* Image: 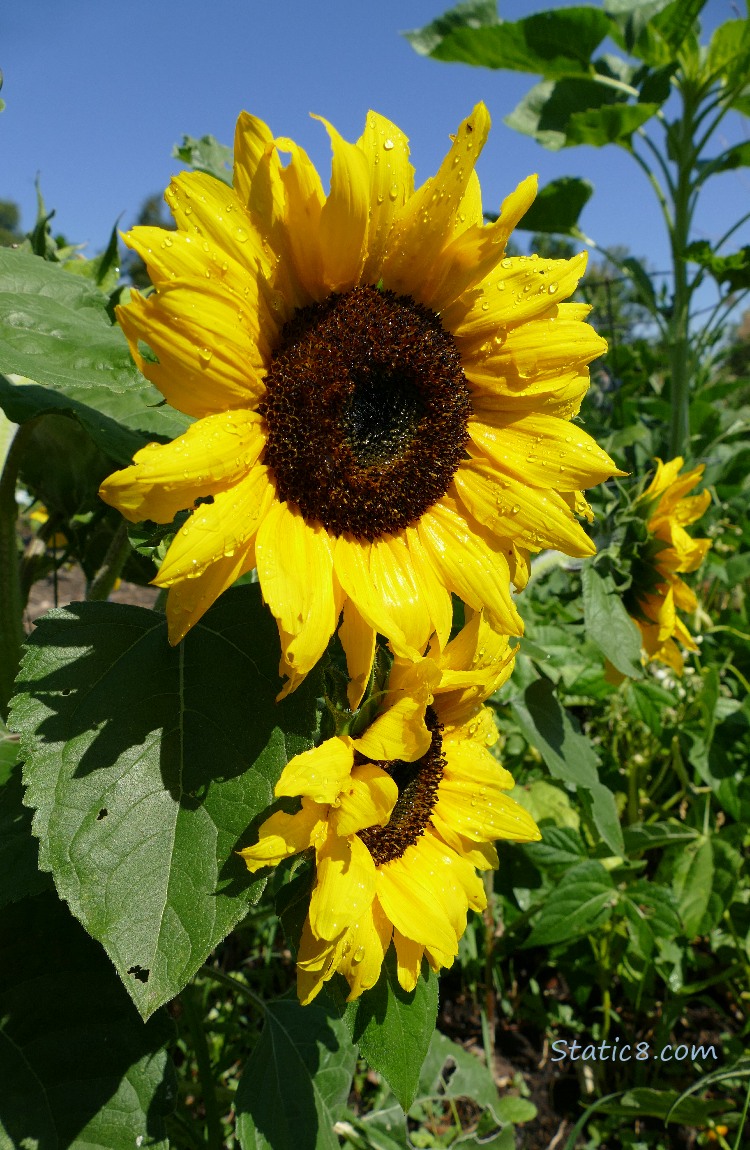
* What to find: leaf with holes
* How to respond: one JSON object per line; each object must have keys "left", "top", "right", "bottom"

{"left": 9, "top": 585, "right": 322, "bottom": 1017}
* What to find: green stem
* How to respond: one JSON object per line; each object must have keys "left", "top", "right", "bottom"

{"left": 0, "top": 419, "right": 38, "bottom": 722}
{"left": 181, "top": 982, "right": 223, "bottom": 1150}
{"left": 667, "top": 93, "right": 698, "bottom": 459}
{"left": 482, "top": 870, "right": 496, "bottom": 1062}
{"left": 87, "top": 519, "right": 131, "bottom": 601}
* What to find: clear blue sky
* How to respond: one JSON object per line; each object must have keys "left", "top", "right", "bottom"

{"left": 2, "top": 0, "right": 748, "bottom": 288}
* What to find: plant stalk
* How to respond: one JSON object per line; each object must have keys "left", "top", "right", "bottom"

{"left": 0, "top": 419, "right": 37, "bottom": 721}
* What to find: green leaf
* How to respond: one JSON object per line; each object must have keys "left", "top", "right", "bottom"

{"left": 621, "top": 254, "right": 658, "bottom": 312}
{"left": 64, "top": 222, "right": 121, "bottom": 294}
{"left": 327, "top": 948, "right": 439, "bottom": 1112}
{"left": 173, "top": 134, "right": 233, "bottom": 185}
{"left": 417, "top": 1032, "right": 536, "bottom": 1125}
{"left": 0, "top": 247, "right": 189, "bottom": 464}
{"left": 407, "top": 5, "right": 610, "bottom": 78}
{"left": 623, "top": 820, "right": 698, "bottom": 854}
{"left": 621, "top": 880, "right": 681, "bottom": 959}
{"left": 235, "top": 995, "right": 357, "bottom": 1150}
{"left": 514, "top": 176, "right": 593, "bottom": 235}
{"left": 707, "top": 19, "right": 750, "bottom": 87}
{"left": 0, "top": 768, "right": 50, "bottom": 909}
{"left": 10, "top": 585, "right": 322, "bottom": 1018}
{"left": 511, "top": 677, "right": 624, "bottom": 854}
{"left": 696, "top": 140, "right": 750, "bottom": 179}
{"left": 0, "top": 714, "right": 20, "bottom": 785}
{"left": 686, "top": 240, "right": 750, "bottom": 292}
{"left": 519, "top": 824, "right": 586, "bottom": 871}
{"left": 404, "top": 0, "right": 498, "bottom": 57}
{"left": 582, "top": 565, "right": 643, "bottom": 678}
{"left": 671, "top": 836, "right": 713, "bottom": 937}
{"left": 565, "top": 101, "right": 661, "bottom": 146}
{"left": 0, "top": 892, "right": 174, "bottom": 1149}
{"left": 505, "top": 79, "right": 618, "bottom": 152}
{"left": 596, "top": 1086, "right": 729, "bottom": 1125}
{"left": 526, "top": 860, "right": 617, "bottom": 945}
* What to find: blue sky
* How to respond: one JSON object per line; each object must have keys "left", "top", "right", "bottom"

{"left": 2, "top": 0, "right": 748, "bottom": 290}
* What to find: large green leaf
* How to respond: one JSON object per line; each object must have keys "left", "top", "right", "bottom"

{"left": 582, "top": 564, "right": 643, "bottom": 678}
{"left": 417, "top": 1032, "right": 536, "bottom": 1125}
{"left": 173, "top": 134, "right": 233, "bottom": 185}
{"left": 0, "top": 892, "right": 174, "bottom": 1149}
{"left": 406, "top": 4, "right": 610, "bottom": 78}
{"left": 235, "top": 995, "right": 357, "bottom": 1150}
{"left": 565, "top": 101, "right": 661, "bottom": 146}
{"left": 10, "top": 586, "right": 322, "bottom": 1017}
{"left": 327, "top": 948, "right": 439, "bottom": 1112}
{"left": 0, "top": 248, "right": 189, "bottom": 464}
{"left": 525, "top": 860, "right": 617, "bottom": 946}
{"left": 511, "top": 677, "right": 624, "bottom": 854}
{"left": 505, "top": 78, "right": 622, "bottom": 151}
{"left": 514, "top": 176, "right": 593, "bottom": 235}
{"left": 707, "top": 19, "right": 750, "bottom": 87}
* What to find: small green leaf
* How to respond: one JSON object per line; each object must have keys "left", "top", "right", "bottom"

{"left": 686, "top": 240, "right": 750, "bottom": 292}
{"left": 515, "top": 176, "right": 593, "bottom": 235}
{"left": 526, "top": 860, "right": 617, "bottom": 945}
{"left": 621, "top": 254, "right": 658, "bottom": 314}
{"left": 582, "top": 565, "right": 643, "bottom": 678}
{"left": 654, "top": 0, "right": 707, "bottom": 52}
{"left": 565, "top": 101, "right": 661, "bottom": 146}
{"left": 235, "top": 995, "right": 357, "bottom": 1150}
{"left": 671, "top": 837, "right": 713, "bottom": 937}
{"left": 407, "top": 5, "right": 610, "bottom": 78}
{"left": 0, "top": 892, "right": 175, "bottom": 1149}
{"left": 10, "top": 586, "right": 322, "bottom": 1018}
{"left": 707, "top": 19, "right": 750, "bottom": 86}
{"left": 623, "top": 820, "right": 698, "bottom": 854}
{"left": 512, "top": 677, "right": 624, "bottom": 854}
{"left": 173, "top": 134, "right": 233, "bottom": 185}
{"left": 520, "top": 824, "right": 586, "bottom": 871}
{"left": 0, "top": 247, "right": 189, "bottom": 463}
{"left": 327, "top": 948, "right": 439, "bottom": 1112}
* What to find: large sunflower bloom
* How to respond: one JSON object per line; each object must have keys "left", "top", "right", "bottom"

{"left": 100, "top": 105, "right": 620, "bottom": 696}
{"left": 239, "top": 612, "right": 540, "bottom": 1003}
{"left": 626, "top": 457, "right": 712, "bottom": 674}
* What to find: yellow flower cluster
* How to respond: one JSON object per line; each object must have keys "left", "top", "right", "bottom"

{"left": 100, "top": 105, "right": 629, "bottom": 1001}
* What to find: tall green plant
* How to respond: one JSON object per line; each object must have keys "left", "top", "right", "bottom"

{"left": 407, "top": 0, "right": 750, "bottom": 457}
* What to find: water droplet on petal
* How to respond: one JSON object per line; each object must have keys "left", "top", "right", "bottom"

{"left": 383, "top": 138, "right": 394, "bottom": 151}
{"left": 198, "top": 347, "right": 213, "bottom": 366}
{"left": 548, "top": 283, "right": 558, "bottom": 294}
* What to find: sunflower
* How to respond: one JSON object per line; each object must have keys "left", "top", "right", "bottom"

{"left": 100, "top": 104, "right": 620, "bottom": 697}
{"left": 239, "top": 611, "right": 539, "bottom": 1003}
{"left": 625, "top": 457, "right": 711, "bottom": 673}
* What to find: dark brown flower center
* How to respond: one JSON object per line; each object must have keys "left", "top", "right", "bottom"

{"left": 260, "top": 286, "right": 471, "bottom": 540}
{"left": 358, "top": 707, "right": 445, "bottom": 865}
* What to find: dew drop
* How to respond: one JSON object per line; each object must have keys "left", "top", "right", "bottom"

{"left": 184, "top": 205, "right": 193, "bottom": 216}
{"left": 353, "top": 946, "right": 366, "bottom": 963}
{"left": 198, "top": 347, "right": 213, "bottom": 366}
{"left": 236, "top": 227, "right": 248, "bottom": 243}
{"left": 501, "top": 257, "right": 512, "bottom": 269}
{"left": 160, "top": 236, "right": 173, "bottom": 249}
{"left": 548, "top": 283, "right": 558, "bottom": 294}
{"left": 481, "top": 300, "right": 490, "bottom": 312}
{"left": 383, "top": 138, "right": 394, "bottom": 151}
{"left": 389, "top": 183, "right": 399, "bottom": 201}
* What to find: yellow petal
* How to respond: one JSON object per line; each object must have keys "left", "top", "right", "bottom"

{"left": 393, "top": 929, "right": 424, "bottom": 993}
{"left": 313, "top": 115, "right": 370, "bottom": 292}
{"left": 338, "top": 598, "right": 376, "bottom": 711}
{"left": 381, "top": 104, "right": 492, "bottom": 301}
{"left": 116, "top": 281, "right": 267, "bottom": 419}
{"left": 437, "top": 745, "right": 541, "bottom": 843}
{"left": 357, "top": 112, "right": 414, "bottom": 283}
{"left": 352, "top": 694, "right": 431, "bottom": 762}
{"left": 296, "top": 917, "right": 345, "bottom": 1005}
{"left": 165, "top": 546, "right": 255, "bottom": 644}
{"left": 377, "top": 852, "right": 458, "bottom": 956}
{"left": 333, "top": 535, "right": 420, "bottom": 660}
{"left": 369, "top": 534, "right": 435, "bottom": 654}
{"left": 417, "top": 501, "right": 523, "bottom": 636}
{"left": 274, "top": 136, "right": 326, "bottom": 300}
{"left": 162, "top": 171, "right": 269, "bottom": 281}
{"left": 427, "top": 175, "right": 538, "bottom": 312}
{"left": 99, "top": 411, "right": 266, "bottom": 525}
{"left": 155, "top": 463, "right": 275, "bottom": 585}
{"left": 430, "top": 816, "right": 499, "bottom": 870}
{"left": 444, "top": 252, "right": 589, "bottom": 340}
{"left": 255, "top": 500, "right": 342, "bottom": 686}
{"left": 453, "top": 460, "right": 595, "bottom": 558}
{"left": 338, "top": 899, "right": 393, "bottom": 1001}
{"left": 310, "top": 832, "right": 377, "bottom": 941}
{"left": 467, "top": 413, "right": 623, "bottom": 493}
{"left": 239, "top": 799, "right": 324, "bottom": 872}
{"left": 275, "top": 737, "right": 354, "bottom": 804}
{"left": 331, "top": 763, "right": 398, "bottom": 838}
{"left": 404, "top": 527, "right": 453, "bottom": 649}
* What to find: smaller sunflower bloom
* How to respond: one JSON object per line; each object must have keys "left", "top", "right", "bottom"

{"left": 626, "top": 457, "right": 712, "bottom": 674}
{"left": 239, "top": 613, "right": 539, "bottom": 1004}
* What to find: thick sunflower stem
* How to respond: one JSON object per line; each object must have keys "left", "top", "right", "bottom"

{"left": 667, "top": 91, "right": 698, "bottom": 460}
{"left": 87, "top": 519, "right": 131, "bottom": 601}
{"left": 0, "top": 419, "right": 37, "bottom": 722}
